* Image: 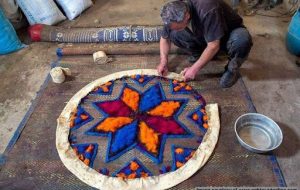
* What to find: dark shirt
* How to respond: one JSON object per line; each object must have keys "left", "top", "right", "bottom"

{"left": 162, "top": 0, "right": 243, "bottom": 44}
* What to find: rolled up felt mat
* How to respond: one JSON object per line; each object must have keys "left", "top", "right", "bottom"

{"left": 28, "top": 24, "right": 163, "bottom": 43}
{"left": 28, "top": 24, "right": 44, "bottom": 42}
{"left": 56, "top": 44, "right": 185, "bottom": 57}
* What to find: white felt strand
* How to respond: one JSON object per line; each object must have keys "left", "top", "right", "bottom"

{"left": 93, "top": 51, "right": 113, "bottom": 64}
{"left": 50, "top": 67, "right": 71, "bottom": 83}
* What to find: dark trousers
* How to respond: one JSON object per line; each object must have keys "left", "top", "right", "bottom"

{"left": 169, "top": 27, "right": 253, "bottom": 72}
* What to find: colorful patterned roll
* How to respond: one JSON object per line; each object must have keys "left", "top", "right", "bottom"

{"left": 29, "top": 24, "right": 163, "bottom": 43}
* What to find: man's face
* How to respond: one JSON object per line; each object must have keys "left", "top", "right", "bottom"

{"left": 169, "top": 12, "right": 190, "bottom": 31}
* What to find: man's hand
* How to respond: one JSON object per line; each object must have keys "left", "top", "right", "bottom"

{"left": 157, "top": 62, "right": 168, "bottom": 76}
{"left": 182, "top": 40, "right": 220, "bottom": 81}
{"left": 182, "top": 66, "right": 199, "bottom": 81}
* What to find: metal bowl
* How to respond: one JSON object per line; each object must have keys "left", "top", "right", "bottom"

{"left": 234, "top": 113, "right": 283, "bottom": 153}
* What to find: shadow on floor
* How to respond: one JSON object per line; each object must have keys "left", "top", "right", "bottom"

{"left": 274, "top": 121, "right": 300, "bottom": 158}
{"left": 241, "top": 60, "right": 300, "bottom": 81}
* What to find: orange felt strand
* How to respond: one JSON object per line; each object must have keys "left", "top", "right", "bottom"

{"left": 69, "top": 114, "right": 77, "bottom": 128}
{"left": 174, "top": 86, "right": 181, "bottom": 92}
{"left": 80, "top": 114, "right": 89, "bottom": 120}
{"left": 175, "top": 148, "right": 184, "bottom": 154}
{"left": 185, "top": 85, "right": 192, "bottom": 91}
{"left": 192, "top": 113, "right": 198, "bottom": 120}
{"left": 139, "top": 122, "right": 159, "bottom": 154}
{"left": 130, "top": 161, "right": 139, "bottom": 171}
{"left": 78, "top": 154, "right": 84, "bottom": 161}
{"left": 83, "top": 158, "right": 90, "bottom": 165}
{"left": 101, "top": 86, "right": 109, "bottom": 92}
{"left": 176, "top": 161, "right": 184, "bottom": 168}
{"left": 122, "top": 88, "right": 140, "bottom": 111}
{"left": 116, "top": 173, "right": 126, "bottom": 179}
{"left": 86, "top": 144, "right": 94, "bottom": 153}
{"left": 148, "top": 101, "right": 180, "bottom": 117}
{"left": 127, "top": 173, "right": 137, "bottom": 179}
{"left": 141, "top": 172, "right": 149, "bottom": 178}
{"left": 96, "top": 117, "right": 133, "bottom": 132}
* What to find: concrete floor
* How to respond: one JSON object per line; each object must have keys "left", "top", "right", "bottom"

{"left": 0, "top": 0, "right": 299, "bottom": 187}
{"left": 0, "top": 43, "right": 57, "bottom": 155}
{"left": 242, "top": 15, "right": 300, "bottom": 187}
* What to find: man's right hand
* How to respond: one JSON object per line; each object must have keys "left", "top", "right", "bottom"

{"left": 157, "top": 62, "right": 168, "bottom": 76}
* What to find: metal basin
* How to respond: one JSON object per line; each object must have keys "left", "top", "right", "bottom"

{"left": 234, "top": 113, "right": 283, "bottom": 153}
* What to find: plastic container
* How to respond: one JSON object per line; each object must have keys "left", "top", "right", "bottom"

{"left": 286, "top": 9, "right": 300, "bottom": 56}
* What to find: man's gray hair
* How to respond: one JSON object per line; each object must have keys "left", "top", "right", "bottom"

{"left": 160, "top": 1, "right": 188, "bottom": 25}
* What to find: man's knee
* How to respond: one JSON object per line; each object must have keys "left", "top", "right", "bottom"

{"left": 227, "top": 28, "right": 253, "bottom": 58}
{"left": 169, "top": 29, "right": 205, "bottom": 53}
{"left": 169, "top": 29, "right": 192, "bottom": 48}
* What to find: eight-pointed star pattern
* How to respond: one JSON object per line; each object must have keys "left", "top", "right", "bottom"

{"left": 86, "top": 83, "right": 193, "bottom": 164}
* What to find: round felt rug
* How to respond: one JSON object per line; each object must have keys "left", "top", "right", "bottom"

{"left": 56, "top": 69, "right": 220, "bottom": 190}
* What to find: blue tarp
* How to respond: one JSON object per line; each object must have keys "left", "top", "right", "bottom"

{"left": 0, "top": 7, "right": 24, "bottom": 55}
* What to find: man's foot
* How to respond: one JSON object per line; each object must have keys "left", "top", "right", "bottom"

{"left": 187, "top": 54, "right": 200, "bottom": 63}
{"left": 188, "top": 51, "right": 228, "bottom": 63}
{"left": 220, "top": 70, "right": 240, "bottom": 88}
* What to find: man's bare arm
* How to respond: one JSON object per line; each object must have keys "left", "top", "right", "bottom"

{"left": 183, "top": 40, "right": 220, "bottom": 81}
{"left": 157, "top": 37, "right": 171, "bottom": 75}
{"left": 194, "top": 40, "right": 220, "bottom": 70}
{"left": 160, "top": 37, "right": 171, "bottom": 65}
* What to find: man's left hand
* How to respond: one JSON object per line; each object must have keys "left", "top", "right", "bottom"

{"left": 182, "top": 66, "right": 199, "bottom": 81}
